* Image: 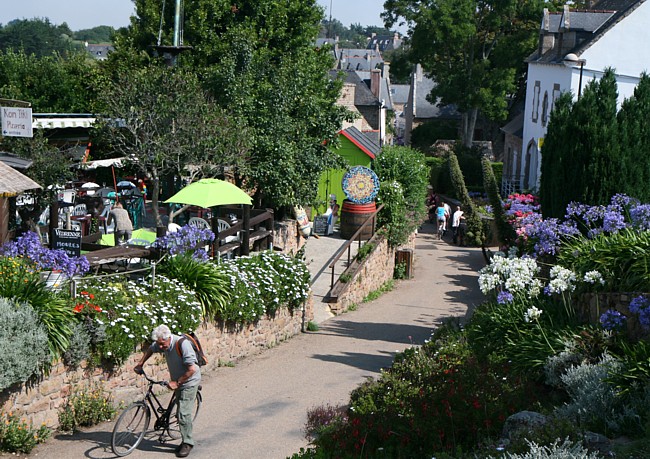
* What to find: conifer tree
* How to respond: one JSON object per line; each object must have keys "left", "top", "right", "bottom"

{"left": 617, "top": 73, "right": 650, "bottom": 201}
{"left": 448, "top": 150, "right": 484, "bottom": 246}
{"left": 482, "top": 156, "right": 515, "bottom": 247}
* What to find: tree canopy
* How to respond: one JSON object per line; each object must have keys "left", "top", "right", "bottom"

{"left": 382, "top": 0, "right": 544, "bottom": 147}
{"left": 0, "top": 18, "right": 82, "bottom": 57}
{"left": 111, "top": 0, "right": 351, "bottom": 214}
{"left": 95, "top": 65, "right": 250, "bottom": 226}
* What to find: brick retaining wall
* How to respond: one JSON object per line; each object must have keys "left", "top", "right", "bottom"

{"left": 1, "top": 296, "right": 313, "bottom": 429}
{"left": 328, "top": 232, "right": 416, "bottom": 314}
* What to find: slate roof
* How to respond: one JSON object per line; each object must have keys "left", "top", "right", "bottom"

{"left": 412, "top": 75, "right": 460, "bottom": 119}
{"left": 0, "top": 161, "right": 41, "bottom": 197}
{"left": 330, "top": 70, "right": 380, "bottom": 106}
{"left": 390, "top": 84, "right": 410, "bottom": 106}
{"left": 367, "top": 34, "right": 403, "bottom": 52}
{"left": 528, "top": 0, "right": 644, "bottom": 63}
{"left": 501, "top": 112, "right": 524, "bottom": 138}
{"left": 354, "top": 70, "right": 393, "bottom": 110}
{"left": 337, "top": 48, "right": 383, "bottom": 71}
{"left": 339, "top": 126, "right": 380, "bottom": 159}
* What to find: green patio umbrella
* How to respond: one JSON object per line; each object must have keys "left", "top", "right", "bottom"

{"left": 164, "top": 178, "right": 252, "bottom": 208}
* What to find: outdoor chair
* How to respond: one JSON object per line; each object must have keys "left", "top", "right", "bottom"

{"left": 188, "top": 217, "right": 211, "bottom": 229}
{"left": 72, "top": 203, "right": 87, "bottom": 216}
{"left": 217, "top": 219, "right": 239, "bottom": 244}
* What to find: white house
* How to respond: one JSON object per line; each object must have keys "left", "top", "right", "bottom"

{"left": 506, "top": 0, "right": 650, "bottom": 193}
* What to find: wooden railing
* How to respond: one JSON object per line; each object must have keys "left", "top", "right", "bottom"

{"left": 210, "top": 207, "right": 274, "bottom": 259}
{"left": 328, "top": 203, "right": 384, "bottom": 288}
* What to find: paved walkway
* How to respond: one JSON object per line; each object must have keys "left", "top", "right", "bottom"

{"left": 32, "top": 222, "right": 486, "bottom": 459}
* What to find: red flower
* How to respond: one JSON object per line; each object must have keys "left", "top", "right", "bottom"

{"left": 73, "top": 304, "right": 84, "bottom": 313}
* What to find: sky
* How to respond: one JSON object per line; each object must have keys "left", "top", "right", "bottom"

{"left": 0, "top": 0, "right": 393, "bottom": 32}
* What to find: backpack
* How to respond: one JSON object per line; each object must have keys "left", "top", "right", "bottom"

{"left": 175, "top": 332, "right": 208, "bottom": 367}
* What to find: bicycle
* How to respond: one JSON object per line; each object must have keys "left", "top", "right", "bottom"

{"left": 111, "top": 370, "right": 202, "bottom": 457}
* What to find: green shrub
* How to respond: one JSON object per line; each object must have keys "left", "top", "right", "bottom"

{"left": 62, "top": 321, "right": 91, "bottom": 369}
{"left": 355, "top": 242, "right": 375, "bottom": 261}
{"left": 312, "top": 324, "right": 543, "bottom": 457}
{"left": 0, "top": 257, "right": 73, "bottom": 358}
{"left": 58, "top": 382, "right": 116, "bottom": 432}
{"left": 506, "top": 416, "right": 584, "bottom": 455}
{"left": 221, "top": 251, "right": 310, "bottom": 318}
{"left": 393, "top": 262, "right": 407, "bottom": 279}
{"left": 488, "top": 439, "right": 604, "bottom": 459}
{"left": 558, "top": 229, "right": 650, "bottom": 292}
{"left": 0, "top": 297, "right": 50, "bottom": 390}
{"left": 426, "top": 156, "right": 447, "bottom": 192}
{"left": 339, "top": 273, "right": 351, "bottom": 283}
{"left": 158, "top": 253, "right": 231, "bottom": 320}
{"left": 555, "top": 354, "right": 635, "bottom": 436}
{"left": 0, "top": 410, "right": 50, "bottom": 453}
{"left": 374, "top": 145, "right": 429, "bottom": 246}
{"left": 78, "top": 275, "right": 202, "bottom": 365}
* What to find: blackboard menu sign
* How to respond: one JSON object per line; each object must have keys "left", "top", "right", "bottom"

{"left": 51, "top": 228, "right": 82, "bottom": 257}
{"left": 313, "top": 216, "right": 328, "bottom": 235}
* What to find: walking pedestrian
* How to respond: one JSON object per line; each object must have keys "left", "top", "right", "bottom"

{"left": 452, "top": 205, "right": 464, "bottom": 244}
{"left": 107, "top": 201, "right": 133, "bottom": 245}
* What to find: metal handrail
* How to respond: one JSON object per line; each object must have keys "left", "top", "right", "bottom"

{"left": 328, "top": 203, "right": 385, "bottom": 288}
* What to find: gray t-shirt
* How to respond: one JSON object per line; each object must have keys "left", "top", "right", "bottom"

{"left": 150, "top": 334, "right": 201, "bottom": 387}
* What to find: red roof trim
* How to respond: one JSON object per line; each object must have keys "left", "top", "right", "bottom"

{"left": 338, "top": 129, "right": 376, "bottom": 159}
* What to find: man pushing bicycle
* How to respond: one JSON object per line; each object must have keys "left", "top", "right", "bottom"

{"left": 135, "top": 324, "right": 201, "bottom": 458}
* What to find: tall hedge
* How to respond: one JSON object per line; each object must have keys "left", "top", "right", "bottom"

{"left": 482, "top": 156, "right": 516, "bottom": 248}
{"left": 448, "top": 150, "right": 484, "bottom": 246}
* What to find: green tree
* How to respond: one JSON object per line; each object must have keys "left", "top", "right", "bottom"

{"left": 0, "top": 18, "right": 81, "bottom": 57}
{"left": 374, "top": 146, "right": 429, "bottom": 245}
{"left": 0, "top": 49, "right": 101, "bottom": 113}
{"left": 114, "top": 0, "right": 351, "bottom": 215}
{"left": 617, "top": 73, "right": 650, "bottom": 201}
{"left": 95, "top": 65, "right": 250, "bottom": 226}
{"left": 448, "top": 149, "right": 484, "bottom": 245}
{"left": 482, "top": 156, "right": 516, "bottom": 248}
{"left": 74, "top": 26, "right": 116, "bottom": 44}
{"left": 540, "top": 69, "right": 620, "bottom": 217}
{"left": 539, "top": 93, "right": 573, "bottom": 218}
{"left": 383, "top": 0, "right": 543, "bottom": 147}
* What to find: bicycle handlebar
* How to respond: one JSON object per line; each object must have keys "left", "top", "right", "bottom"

{"left": 135, "top": 368, "right": 169, "bottom": 387}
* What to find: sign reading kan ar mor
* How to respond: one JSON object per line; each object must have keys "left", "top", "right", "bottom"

{"left": 1, "top": 106, "right": 33, "bottom": 137}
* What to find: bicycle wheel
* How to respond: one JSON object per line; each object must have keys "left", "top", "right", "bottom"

{"left": 167, "top": 389, "right": 202, "bottom": 440}
{"left": 112, "top": 402, "right": 151, "bottom": 457}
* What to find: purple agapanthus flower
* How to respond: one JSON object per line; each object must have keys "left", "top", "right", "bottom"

{"left": 629, "top": 295, "right": 650, "bottom": 330}
{"left": 0, "top": 231, "right": 89, "bottom": 277}
{"left": 497, "top": 290, "right": 514, "bottom": 304}
{"left": 600, "top": 309, "right": 627, "bottom": 331}
{"left": 154, "top": 225, "right": 215, "bottom": 261}
{"left": 630, "top": 204, "right": 650, "bottom": 231}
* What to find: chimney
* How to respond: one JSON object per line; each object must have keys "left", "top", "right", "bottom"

{"left": 416, "top": 63, "right": 423, "bottom": 82}
{"left": 371, "top": 69, "right": 381, "bottom": 98}
{"left": 381, "top": 61, "right": 391, "bottom": 79}
{"left": 563, "top": 5, "right": 570, "bottom": 30}
{"left": 537, "top": 9, "right": 555, "bottom": 56}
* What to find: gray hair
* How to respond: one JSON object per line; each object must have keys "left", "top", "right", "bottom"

{"left": 151, "top": 324, "right": 171, "bottom": 341}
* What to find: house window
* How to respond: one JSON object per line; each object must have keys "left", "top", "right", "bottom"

{"left": 532, "top": 81, "right": 540, "bottom": 123}
{"left": 541, "top": 91, "right": 549, "bottom": 126}
{"left": 551, "top": 84, "right": 561, "bottom": 113}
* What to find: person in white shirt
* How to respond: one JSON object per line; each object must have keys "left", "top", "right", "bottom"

{"left": 452, "top": 206, "right": 464, "bottom": 244}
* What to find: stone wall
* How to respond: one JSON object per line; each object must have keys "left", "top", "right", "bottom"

{"left": 1, "top": 298, "right": 314, "bottom": 428}
{"left": 273, "top": 219, "right": 307, "bottom": 255}
{"left": 580, "top": 292, "right": 647, "bottom": 339}
{"left": 328, "top": 232, "right": 416, "bottom": 314}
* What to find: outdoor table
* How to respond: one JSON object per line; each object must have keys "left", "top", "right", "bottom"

{"left": 84, "top": 245, "right": 151, "bottom": 268}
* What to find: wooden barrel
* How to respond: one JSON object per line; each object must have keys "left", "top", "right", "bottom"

{"left": 340, "top": 200, "right": 376, "bottom": 240}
